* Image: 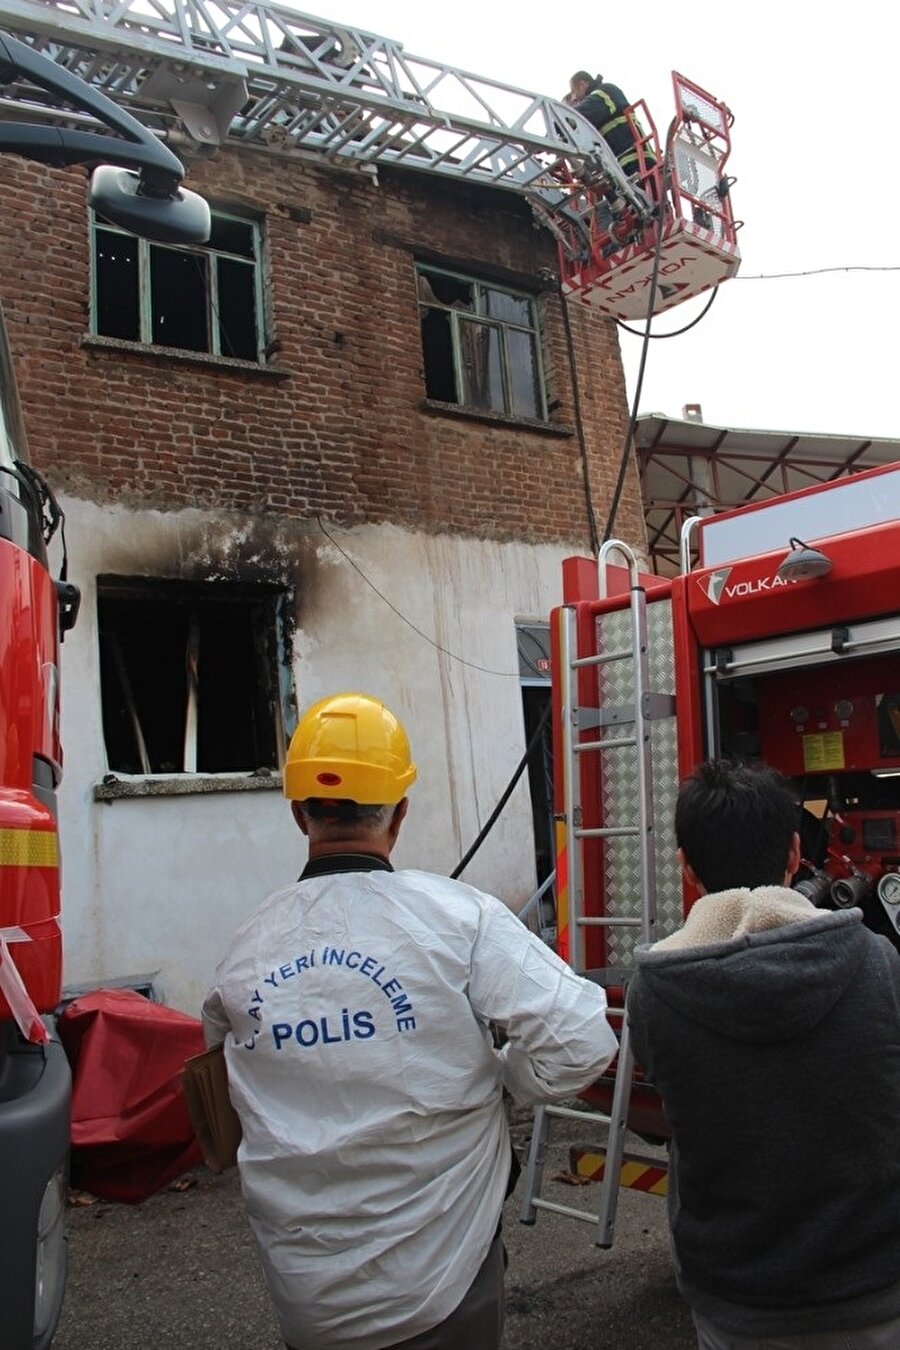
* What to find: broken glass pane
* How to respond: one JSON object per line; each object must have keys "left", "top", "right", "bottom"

{"left": 420, "top": 308, "right": 457, "bottom": 402}
{"left": 459, "top": 319, "right": 503, "bottom": 412}
{"left": 506, "top": 329, "right": 541, "bottom": 419}
{"left": 419, "top": 269, "right": 474, "bottom": 310}
{"left": 484, "top": 288, "right": 532, "bottom": 327}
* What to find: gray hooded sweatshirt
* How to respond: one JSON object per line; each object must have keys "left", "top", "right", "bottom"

{"left": 626, "top": 887, "right": 900, "bottom": 1336}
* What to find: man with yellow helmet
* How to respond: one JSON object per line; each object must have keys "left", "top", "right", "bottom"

{"left": 203, "top": 693, "right": 616, "bottom": 1350}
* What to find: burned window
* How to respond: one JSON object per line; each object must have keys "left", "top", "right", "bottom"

{"left": 417, "top": 265, "right": 546, "bottom": 420}
{"left": 92, "top": 211, "right": 263, "bottom": 361}
{"left": 97, "top": 579, "right": 292, "bottom": 775}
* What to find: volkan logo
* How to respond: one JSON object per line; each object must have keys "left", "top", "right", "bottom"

{"left": 700, "top": 568, "right": 732, "bottom": 605}
{"left": 698, "top": 567, "right": 799, "bottom": 605}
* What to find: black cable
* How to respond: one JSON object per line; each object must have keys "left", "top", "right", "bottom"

{"left": 450, "top": 167, "right": 672, "bottom": 872}
{"left": 616, "top": 284, "right": 718, "bottom": 339}
{"left": 558, "top": 290, "right": 600, "bottom": 553}
{"left": 451, "top": 699, "right": 551, "bottom": 879}
{"left": 601, "top": 192, "right": 668, "bottom": 543}
{"left": 190, "top": 251, "right": 242, "bottom": 360}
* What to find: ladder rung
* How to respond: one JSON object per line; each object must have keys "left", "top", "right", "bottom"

{"left": 543, "top": 1104, "right": 613, "bottom": 1125}
{"left": 572, "top": 647, "right": 633, "bottom": 667}
{"left": 576, "top": 826, "right": 639, "bottom": 839}
{"left": 575, "top": 736, "right": 637, "bottom": 752}
{"left": 577, "top": 916, "right": 643, "bottom": 927}
{"left": 529, "top": 1198, "right": 602, "bottom": 1225}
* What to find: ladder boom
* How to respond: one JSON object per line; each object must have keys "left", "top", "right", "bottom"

{"left": 0, "top": 0, "right": 653, "bottom": 233}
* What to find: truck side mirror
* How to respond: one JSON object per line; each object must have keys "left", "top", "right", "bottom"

{"left": 90, "top": 166, "right": 211, "bottom": 245}
{"left": 55, "top": 581, "right": 81, "bottom": 640}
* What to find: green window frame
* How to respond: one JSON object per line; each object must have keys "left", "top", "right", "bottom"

{"left": 417, "top": 264, "right": 547, "bottom": 421}
{"left": 91, "top": 209, "right": 266, "bottom": 363}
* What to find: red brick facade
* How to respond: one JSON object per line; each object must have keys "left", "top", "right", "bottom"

{"left": 0, "top": 148, "right": 645, "bottom": 549}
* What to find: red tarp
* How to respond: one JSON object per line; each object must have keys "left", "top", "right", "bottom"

{"left": 57, "top": 988, "right": 205, "bottom": 1202}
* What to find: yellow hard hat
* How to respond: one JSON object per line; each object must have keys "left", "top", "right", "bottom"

{"left": 283, "top": 693, "right": 417, "bottom": 804}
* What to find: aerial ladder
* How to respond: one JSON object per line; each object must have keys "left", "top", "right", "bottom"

{"left": 520, "top": 543, "right": 674, "bottom": 1246}
{"left": 0, "top": 0, "right": 740, "bottom": 319}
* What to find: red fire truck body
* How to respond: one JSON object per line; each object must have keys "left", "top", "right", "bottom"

{"left": 0, "top": 30, "right": 208, "bottom": 1347}
{"left": 0, "top": 462, "right": 63, "bottom": 1028}
{"left": 551, "top": 462, "right": 900, "bottom": 1138}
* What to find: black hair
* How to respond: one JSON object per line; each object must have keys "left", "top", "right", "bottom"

{"left": 674, "top": 759, "right": 799, "bottom": 893}
{"left": 300, "top": 799, "right": 386, "bottom": 823}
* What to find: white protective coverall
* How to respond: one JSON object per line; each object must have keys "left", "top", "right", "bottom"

{"left": 202, "top": 866, "right": 616, "bottom": 1350}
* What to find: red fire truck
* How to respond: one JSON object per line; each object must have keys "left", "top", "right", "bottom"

{"left": 0, "top": 31, "right": 207, "bottom": 1348}
{"left": 549, "top": 462, "right": 900, "bottom": 1141}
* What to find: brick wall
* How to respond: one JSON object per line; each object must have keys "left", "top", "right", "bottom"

{"left": 0, "top": 148, "right": 645, "bottom": 549}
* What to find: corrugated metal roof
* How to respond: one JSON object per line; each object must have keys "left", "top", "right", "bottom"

{"left": 634, "top": 414, "right": 900, "bottom": 572}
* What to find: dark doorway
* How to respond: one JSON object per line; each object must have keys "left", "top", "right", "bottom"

{"left": 517, "top": 624, "right": 555, "bottom": 939}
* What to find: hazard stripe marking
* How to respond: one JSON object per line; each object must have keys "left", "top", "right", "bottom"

{"left": 570, "top": 1148, "right": 668, "bottom": 1196}
{"left": 0, "top": 829, "right": 59, "bottom": 868}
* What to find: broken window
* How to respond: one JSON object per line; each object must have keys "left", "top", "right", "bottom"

{"left": 97, "top": 579, "right": 293, "bottom": 775}
{"left": 92, "top": 211, "right": 264, "bottom": 361}
{"left": 417, "top": 265, "right": 546, "bottom": 419}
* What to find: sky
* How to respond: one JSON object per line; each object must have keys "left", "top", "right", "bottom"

{"left": 280, "top": 0, "right": 900, "bottom": 442}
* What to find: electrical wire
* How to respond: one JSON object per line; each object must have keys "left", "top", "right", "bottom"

{"left": 190, "top": 250, "right": 242, "bottom": 359}
{"left": 616, "top": 284, "right": 718, "bottom": 339}
{"left": 315, "top": 516, "right": 519, "bottom": 678}
{"left": 737, "top": 265, "right": 900, "bottom": 280}
{"left": 451, "top": 171, "right": 677, "bottom": 873}
{"left": 451, "top": 699, "right": 551, "bottom": 879}
{"left": 558, "top": 290, "right": 600, "bottom": 552}
{"left": 601, "top": 189, "right": 668, "bottom": 543}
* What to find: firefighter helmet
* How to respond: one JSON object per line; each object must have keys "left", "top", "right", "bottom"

{"left": 283, "top": 693, "right": 417, "bottom": 805}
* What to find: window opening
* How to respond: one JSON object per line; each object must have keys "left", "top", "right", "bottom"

{"left": 92, "top": 211, "right": 264, "bottom": 361}
{"left": 517, "top": 624, "right": 555, "bottom": 941}
{"left": 418, "top": 264, "right": 546, "bottom": 419}
{"left": 97, "top": 579, "right": 292, "bottom": 775}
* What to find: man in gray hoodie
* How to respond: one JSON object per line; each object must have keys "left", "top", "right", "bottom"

{"left": 627, "top": 758, "right": 900, "bottom": 1350}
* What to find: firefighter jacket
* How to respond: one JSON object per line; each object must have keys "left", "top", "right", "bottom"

{"left": 627, "top": 887, "right": 900, "bottom": 1337}
{"left": 202, "top": 862, "right": 617, "bottom": 1350}
{"left": 572, "top": 80, "right": 654, "bottom": 174}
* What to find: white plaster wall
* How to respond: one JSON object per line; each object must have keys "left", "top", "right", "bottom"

{"left": 57, "top": 498, "right": 586, "bottom": 1015}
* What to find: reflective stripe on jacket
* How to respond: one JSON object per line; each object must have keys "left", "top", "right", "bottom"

{"left": 575, "top": 81, "right": 653, "bottom": 171}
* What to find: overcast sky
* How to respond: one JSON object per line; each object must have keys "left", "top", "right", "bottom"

{"left": 287, "top": 0, "right": 899, "bottom": 442}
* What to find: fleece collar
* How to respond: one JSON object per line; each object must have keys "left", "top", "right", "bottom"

{"left": 653, "top": 886, "right": 820, "bottom": 951}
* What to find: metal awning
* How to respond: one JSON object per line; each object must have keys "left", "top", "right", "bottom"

{"left": 635, "top": 414, "right": 900, "bottom": 574}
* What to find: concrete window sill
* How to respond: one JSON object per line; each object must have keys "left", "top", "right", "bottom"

{"left": 81, "top": 335, "right": 291, "bottom": 380}
{"left": 94, "top": 771, "right": 283, "bottom": 801}
{"left": 420, "top": 399, "right": 573, "bottom": 437}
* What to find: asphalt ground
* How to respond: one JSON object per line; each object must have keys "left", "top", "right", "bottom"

{"left": 54, "top": 1115, "right": 695, "bottom": 1350}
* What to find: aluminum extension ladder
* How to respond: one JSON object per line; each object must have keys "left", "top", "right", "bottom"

{"left": 520, "top": 540, "right": 665, "bottom": 1247}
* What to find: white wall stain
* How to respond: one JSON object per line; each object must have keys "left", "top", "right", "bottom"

{"left": 56, "top": 498, "right": 598, "bottom": 1013}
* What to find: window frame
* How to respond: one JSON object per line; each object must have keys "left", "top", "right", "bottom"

{"left": 95, "top": 576, "right": 295, "bottom": 780}
{"left": 90, "top": 208, "right": 267, "bottom": 363}
{"left": 417, "top": 263, "right": 548, "bottom": 421}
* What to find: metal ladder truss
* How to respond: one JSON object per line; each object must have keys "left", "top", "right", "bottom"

{"left": 0, "top": 0, "right": 654, "bottom": 255}
{"left": 520, "top": 540, "right": 672, "bottom": 1246}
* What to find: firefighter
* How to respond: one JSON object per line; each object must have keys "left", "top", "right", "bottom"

{"left": 627, "top": 759, "right": 900, "bottom": 1350}
{"left": 568, "top": 69, "right": 655, "bottom": 178}
{"left": 203, "top": 692, "right": 617, "bottom": 1350}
